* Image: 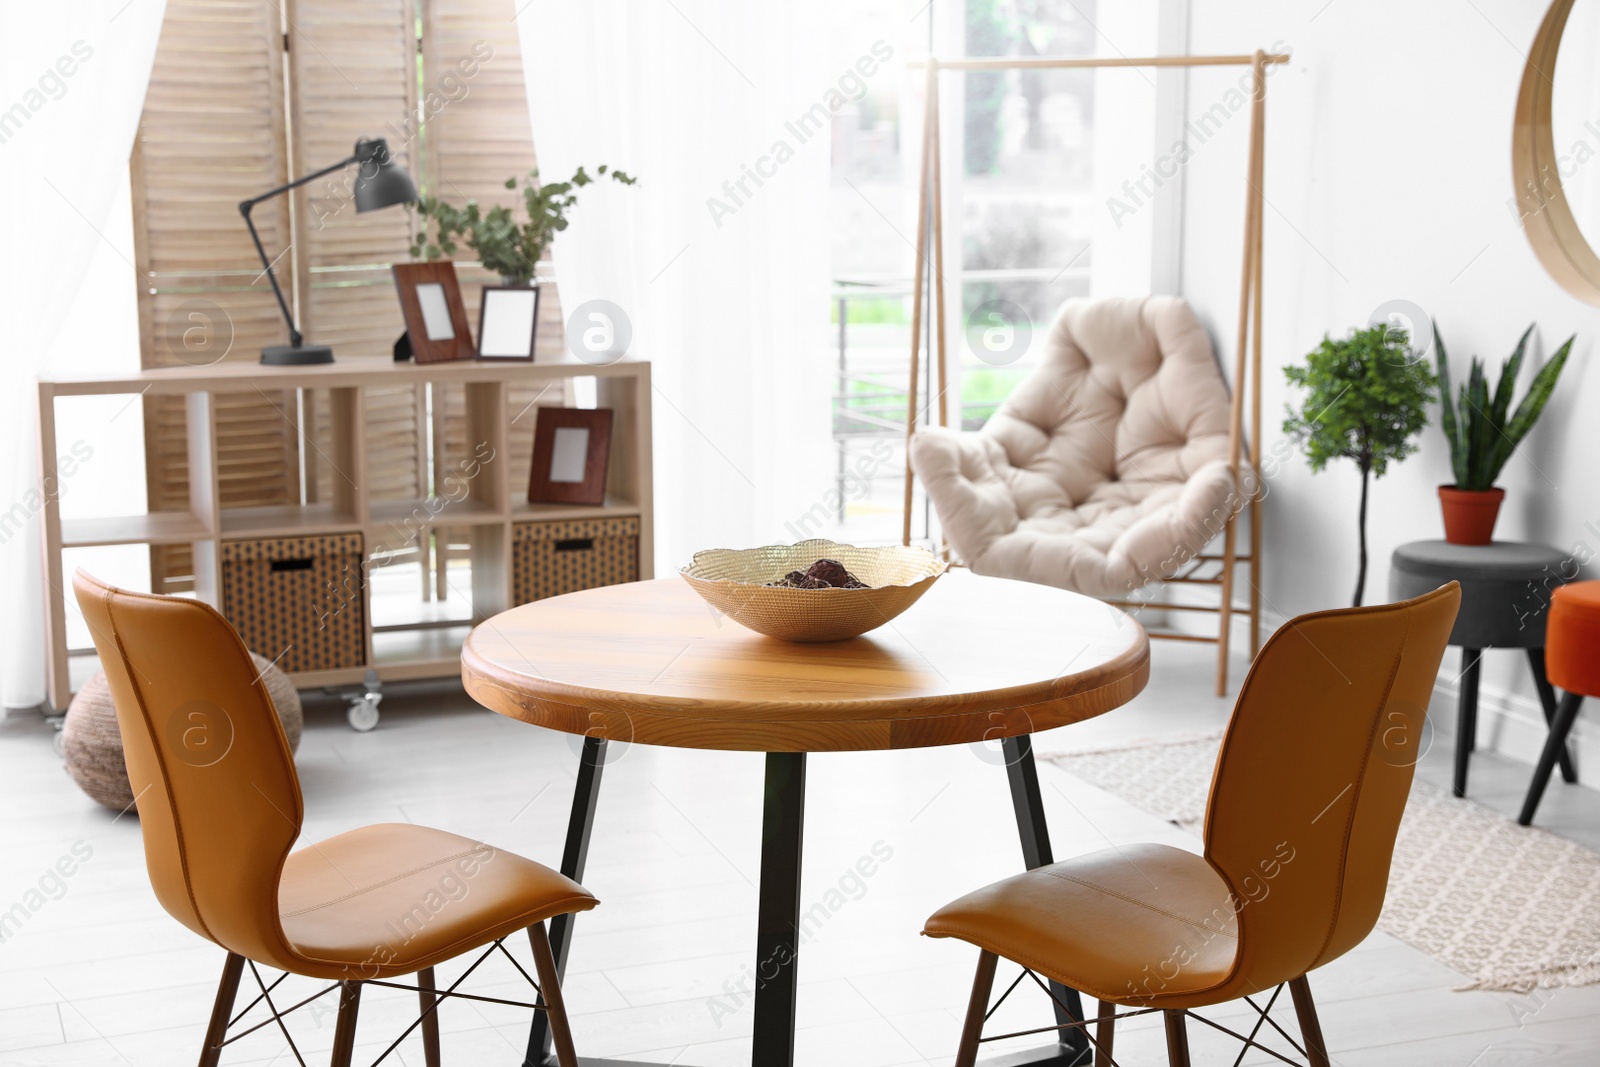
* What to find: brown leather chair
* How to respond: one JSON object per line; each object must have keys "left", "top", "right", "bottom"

{"left": 925, "top": 583, "right": 1460, "bottom": 1067}
{"left": 73, "top": 570, "right": 596, "bottom": 1067}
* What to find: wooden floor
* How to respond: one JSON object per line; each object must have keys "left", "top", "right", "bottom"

{"left": 2, "top": 641, "right": 1598, "bottom": 1066}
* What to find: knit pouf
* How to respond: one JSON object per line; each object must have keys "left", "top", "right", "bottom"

{"left": 63, "top": 652, "right": 303, "bottom": 811}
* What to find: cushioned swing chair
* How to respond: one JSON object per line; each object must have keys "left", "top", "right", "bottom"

{"left": 911, "top": 296, "right": 1253, "bottom": 687}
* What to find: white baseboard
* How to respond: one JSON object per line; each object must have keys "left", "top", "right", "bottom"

{"left": 1430, "top": 669, "right": 1597, "bottom": 786}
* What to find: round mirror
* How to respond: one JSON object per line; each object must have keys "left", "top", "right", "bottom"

{"left": 1515, "top": 0, "right": 1600, "bottom": 304}
{"left": 1551, "top": 1, "right": 1600, "bottom": 249}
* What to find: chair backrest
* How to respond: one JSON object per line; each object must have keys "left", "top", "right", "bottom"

{"left": 1202, "top": 582, "right": 1460, "bottom": 994}
{"left": 73, "top": 571, "right": 303, "bottom": 966}
{"left": 982, "top": 295, "right": 1231, "bottom": 504}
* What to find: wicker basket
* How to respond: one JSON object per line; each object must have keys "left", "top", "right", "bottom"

{"left": 221, "top": 534, "right": 366, "bottom": 674}
{"left": 513, "top": 516, "right": 640, "bottom": 605}
{"left": 680, "top": 539, "right": 946, "bottom": 642}
{"left": 63, "top": 652, "right": 302, "bottom": 811}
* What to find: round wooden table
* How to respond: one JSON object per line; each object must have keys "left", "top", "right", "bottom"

{"left": 463, "top": 570, "right": 1149, "bottom": 1067}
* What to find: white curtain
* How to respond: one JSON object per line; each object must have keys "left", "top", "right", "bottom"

{"left": 516, "top": 1, "right": 835, "bottom": 572}
{"left": 0, "top": 2, "right": 168, "bottom": 708}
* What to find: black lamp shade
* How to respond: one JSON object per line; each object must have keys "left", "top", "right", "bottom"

{"left": 352, "top": 138, "right": 418, "bottom": 213}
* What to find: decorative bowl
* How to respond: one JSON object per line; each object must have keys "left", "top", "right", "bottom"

{"left": 679, "top": 539, "right": 947, "bottom": 642}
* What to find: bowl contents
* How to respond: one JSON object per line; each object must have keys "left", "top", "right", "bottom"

{"left": 767, "top": 558, "right": 869, "bottom": 590}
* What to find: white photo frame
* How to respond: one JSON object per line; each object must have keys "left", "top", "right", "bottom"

{"left": 477, "top": 285, "right": 542, "bottom": 360}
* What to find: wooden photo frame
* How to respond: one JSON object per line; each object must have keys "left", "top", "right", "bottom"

{"left": 477, "top": 285, "right": 542, "bottom": 361}
{"left": 391, "top": 261, "right": 475, "bottom": 363}
{"left": 528, "top": 407, "right": 613, "bottom": 506}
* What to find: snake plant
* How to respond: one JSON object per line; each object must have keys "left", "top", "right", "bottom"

{"left": 1434, "top": 324, "right": 1573, "bottom": 492}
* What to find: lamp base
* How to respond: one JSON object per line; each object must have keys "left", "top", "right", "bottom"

{"left": 261, "top": 343, "right": 334, "bottom": 366}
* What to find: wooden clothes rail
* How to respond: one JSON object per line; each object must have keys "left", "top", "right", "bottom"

{"left": 900, "top": 50, "right": 1288, "bottom": 695}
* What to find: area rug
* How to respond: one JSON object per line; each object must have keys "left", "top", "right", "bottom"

{"left": 1046, "top": 735, "right": 1600, "bottom": 993}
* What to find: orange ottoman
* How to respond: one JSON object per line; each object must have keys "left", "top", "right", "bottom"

{"left": 1518, "top": 581, "right": 1600, "bottom": 825}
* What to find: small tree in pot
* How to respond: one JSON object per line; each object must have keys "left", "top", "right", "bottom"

{"left": 1283, "top": 324, "right": 1436, "bottom": 606}
{"left": 1434, "top": 323, "right": 1572, "bottom": 545}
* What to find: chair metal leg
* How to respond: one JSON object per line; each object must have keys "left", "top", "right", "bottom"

{"left": 1289, "top": 975, "right": 1331, "bottom": 1067}
{"left": 330, "top": 980, "right": 363, "bottom": 1067}
{"left": 954, "top": 951, "right": 998, "bottom": 1067}
{"left": 1527, "top": 648, "right": 1578, "bottom": 783}
{"left": 1519, "top": 692, "right": 1585, "bottom": 826}
{"left": 1162, "top": 1009, "right": 1191, "bottom": 1067}
{"left": 417, "top": 966, "right": 442, "bottom": 1067}
{"left": 529, "top": 923, "right": 580, "bottom": 1067}
{"left": 197, "top": 952, "right": 244, "bottom": 1067}
{"left": 1455, "top": 647, "right": 1482, "bottom": 796}
{"left": 1095, "top": 999, "right": 1115, "bottom": 1066}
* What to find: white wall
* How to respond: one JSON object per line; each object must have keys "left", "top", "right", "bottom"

{"left": 1163, "top": 1, "right": 1600, "bottom": 776}
{"left": 1088, "top": 3, "right": 1162, "bottom": 297}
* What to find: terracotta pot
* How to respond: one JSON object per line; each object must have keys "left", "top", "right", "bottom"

{"left": 1439, "top": 485, "right": 1505, "bottom": 545}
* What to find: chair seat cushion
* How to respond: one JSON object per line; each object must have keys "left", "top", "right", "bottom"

{"left": 977, "top": 462, "right": 1236, "bottom": 597}
{"left": 923, "top": 843, "right": 1239, "bottom": 1007}
{"left": 1547, "top": 581, "right": 1600, "bottom": 695}
{"left": 909, "top": 296, "right": 1236, "bottom": 598}
{"left": 278, "top": 823, "right": 596, "bottom": 980}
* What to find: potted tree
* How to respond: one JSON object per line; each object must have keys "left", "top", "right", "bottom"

{"left": 410, "top": 164, "right": 636, "bottom": 285}
{"left": 1434, "top": 324, "right": 1572, "bottom": 545}
{"left": 1283, "top": 324, "right": 1436, "bottom": 606}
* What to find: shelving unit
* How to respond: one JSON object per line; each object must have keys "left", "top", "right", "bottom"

{"left": 37, "top": 357, "right": 654, "bottom": 711}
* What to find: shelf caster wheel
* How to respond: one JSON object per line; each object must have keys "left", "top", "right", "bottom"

{"left": 348, "top": 699, "right": 379, "bottom": 732}
{"left": 51, "top": 718, "right": 66, "bottom": 759}
{"left": 346, "top": 672, "right": 382, "bottom": 732}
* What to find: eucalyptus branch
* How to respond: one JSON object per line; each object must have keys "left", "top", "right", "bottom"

{"left": 409, "top": 164, "right": 637, "bottom": 285}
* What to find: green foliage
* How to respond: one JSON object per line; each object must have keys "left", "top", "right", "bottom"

{"left": 1282, "top": 324, "right": 1437, "bottom": 478}
{"left": 410, "top": 164, "right": 636, "bottom": 285}
{"left": 1434, "top": 323, "right": 1573, "bottom": 491}
{"left": 829, "top": 296, "right": 908, "bottom": 326}
{"left": 963, "top": 0, "right": 1009, "bottom": 175}
{"left": 956, "top": 367, "right": 1027, "bottom": 429}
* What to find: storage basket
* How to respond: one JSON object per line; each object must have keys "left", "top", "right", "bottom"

{"left": 513, "top": 517, "right": 640, "bottom": 605}
{"left": 221, "top": 534, "right": 367, "bottom": 673}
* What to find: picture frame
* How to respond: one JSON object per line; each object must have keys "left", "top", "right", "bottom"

{"left": 477, "top": 285, "right": 542, "bottom": 361}
{"left": 528, "top": 407, "right": 613, "bottom": 506}
{"left": 391, "top": 261, "right": 475, "bottom": 363}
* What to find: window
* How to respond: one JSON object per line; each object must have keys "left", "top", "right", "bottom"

{"left": 824, "top": 0, "right": 1174, "bottom": 547}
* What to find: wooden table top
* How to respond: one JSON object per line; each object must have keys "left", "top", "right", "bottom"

{"left": 462, "top": 570, "right": 1150, "bottom": 752}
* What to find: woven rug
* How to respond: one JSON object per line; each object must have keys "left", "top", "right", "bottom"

{"left": 1046, "top": 735, "right": 1600, "bottom": 993}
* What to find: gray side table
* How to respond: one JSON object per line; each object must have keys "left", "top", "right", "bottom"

{"left": 1389, "top": 540, "right": 1577, "bottom": 797}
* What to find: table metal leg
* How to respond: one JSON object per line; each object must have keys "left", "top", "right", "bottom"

{"left": 1526, "top": 648, "right": 1578, "bottom": 783}
{"left": 523, "top": 739, "right": 1084, "bottom": 1067}
{"left": 752, "top": 752, "right": 807, "bottom": 1067}
{"left": 527, "top": 740, "right": 791, "bottom": 1067}
{"left": 1454, "top": 648, "right": 1481, "bottom": 797}
{"left": 1000, "top": 734, "right": 1091, "bottom": 1067}
{"left": 527, "top": 736, "right": 608, "bottom": 1067}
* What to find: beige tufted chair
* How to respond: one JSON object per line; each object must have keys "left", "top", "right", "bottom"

{"left": 910, "top": 296, "right": 1236, "bottom": 598}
